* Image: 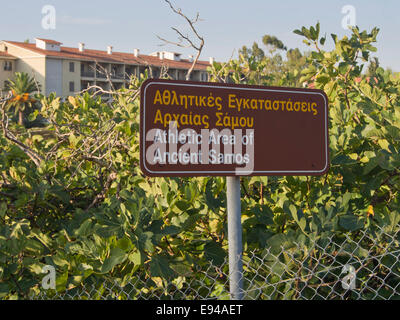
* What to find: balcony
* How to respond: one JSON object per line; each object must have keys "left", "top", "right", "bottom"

{"left": 96, "top": 72, "right": 107, "bottom": 79}
{"left": 81, "top": 71, "right": 95, "bottom": 78}
{"left": 111, "top": 73, "right": 125, "bottom": 80}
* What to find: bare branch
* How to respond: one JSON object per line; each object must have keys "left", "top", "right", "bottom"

{"left": 159, "top": 0, "right": 205, "bottom": 81}
{"left": 85, "top": 171, "right": 117, "bottom": 211}
{"left": 171, "top": 27, "right": 201, "bottom": 51}
{"left": 0, "top": 90, "right": 13, "bottom": 103}
{"left": 0, "top": 99, "right": 43, "bottom": 167}
{"left": 164, "top": 0, "right": 203, "bottom": 41}
{"left": 156, "top": 35, "right": 191, "bottom": 49}
{"left": 213, "top": 50, "right": 235, "bottom": 83}
{"left": 95, "top": 61, "right": 116, "bottom": 92}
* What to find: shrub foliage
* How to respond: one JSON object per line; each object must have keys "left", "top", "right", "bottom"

{"left": 1, "top": 25, "right": 400, "bottom": 299}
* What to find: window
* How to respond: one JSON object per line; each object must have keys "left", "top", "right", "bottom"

{"left": 69, "top": 62, "right": 75, "bottom": 72}
{"left": 3, "top": 61, "right": 12, "bottom": 71}
{"left": 69, "top": 81, "right": 75, "bottom": 92}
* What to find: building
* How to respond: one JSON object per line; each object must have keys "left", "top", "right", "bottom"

{"left": 0, "top": 38, "right": 212, "bottom": 96}
{"left": 0, "top": 52, "right": 16, "bottom": 93}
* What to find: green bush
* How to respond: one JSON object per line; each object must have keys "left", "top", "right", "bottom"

{"left": 1, "top": 24, "right": 400, "bottom": 299}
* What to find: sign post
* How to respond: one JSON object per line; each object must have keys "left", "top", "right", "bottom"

{"left": 140, "top": 79, "right": 329, "bottom": 300}
{"left": 227, "top": 176, "right": 243, "bottom": 299}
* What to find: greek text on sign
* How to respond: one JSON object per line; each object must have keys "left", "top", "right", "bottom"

{"left": 140, "top": 79, "right": 329, "bottom": 176}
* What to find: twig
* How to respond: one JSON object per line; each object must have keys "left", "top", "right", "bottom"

{"left": 160, "top": 0, "right": 205, "bottom": 81}
{"left": 85, "top": 171, "right": 117, "bottom": 211}
{"left": 1, "top": 101, "right": 43, "bottom": 167}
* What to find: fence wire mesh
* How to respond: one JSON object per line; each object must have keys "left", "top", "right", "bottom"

{"left": 31, "top": 225, "right": 400, "bottom": 300}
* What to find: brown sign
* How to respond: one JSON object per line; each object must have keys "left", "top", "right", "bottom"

{"left": 140, "top": 79, "right": 329, "bottom": 177}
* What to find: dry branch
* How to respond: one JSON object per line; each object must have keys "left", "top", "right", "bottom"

{"left": 159, "top": 0, "right": 205, "bottom": 81}
{"left": 0, "top": 98, "right": 43, "bottom": 167}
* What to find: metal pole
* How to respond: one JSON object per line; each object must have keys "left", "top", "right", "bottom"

{"left": 226, "top": 176, "right": 243, "bottom": 300}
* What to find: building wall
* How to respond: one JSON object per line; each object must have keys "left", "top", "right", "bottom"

{"left": 46, "top": 58, "right": 63, "bottom": 96}
{"left": 62, "top": 60, "right": 81, "bottom": 96}
{"left": 14, "top": 57, "right": 46, "bottom": 93}
{"left": 0, "top": 58, "right": 15, "bottom": 89}
{"left": 190, "top": 70, "right": 201, "bottom": 81}
{"left": 3, "top": 44, "right": 46, "bottom": 94}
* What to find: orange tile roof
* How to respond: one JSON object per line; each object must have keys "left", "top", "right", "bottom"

{"left": 0, "top": 51, "right": 16, "bottom": 59}
{"left": 4, "top": 41, "right": 210, "bottom": 71}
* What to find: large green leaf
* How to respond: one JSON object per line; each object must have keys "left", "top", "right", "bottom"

{"left": 339, "top": 215, "right": 364, "bottom": 231}
{"left": 101, "top": 247, "right": 128, "bottom": 274}
{"left": 204, "top": 241, "right": 226, "bottom": 265}
{"left": 149, "top": 255, "right": 176, "bottom": 280}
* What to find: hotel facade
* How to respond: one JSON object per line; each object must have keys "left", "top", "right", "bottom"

{"left": 0, "top": 38, "right": 212, "bottom": 96}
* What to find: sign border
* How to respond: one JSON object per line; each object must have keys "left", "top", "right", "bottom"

{"left": 140, "top": 79, "right": 329, "bottom": 176}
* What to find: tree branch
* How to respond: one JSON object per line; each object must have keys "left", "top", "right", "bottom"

{"left": 1, "top": 100, "right": 43, "bottom": 167}
{"left": 159, "top": 0, "right": 205, "bottom": 81}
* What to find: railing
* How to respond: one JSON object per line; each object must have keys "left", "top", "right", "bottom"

{"left": 96, "top": 72, "right": 107, "bottom": 79}
{"left": 81, "top": 71, "right": 95, "bottom": 78}
{"left": 111, "top": 73, "right": 125, "bottom": 80}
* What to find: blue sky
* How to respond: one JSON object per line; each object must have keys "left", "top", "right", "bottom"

{"left": 1, "top": 0, "right": 399, "bottom": 71}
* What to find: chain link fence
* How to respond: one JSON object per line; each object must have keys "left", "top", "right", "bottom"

{"left": 30, "top": 223, "right": 400, "bottom": 300}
